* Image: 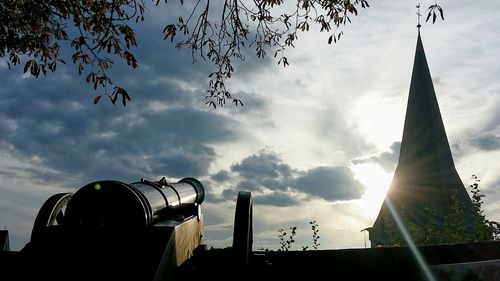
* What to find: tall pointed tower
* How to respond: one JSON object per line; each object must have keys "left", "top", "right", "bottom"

{"left": 369, "top": 30, "right": 475, "bottom": 246}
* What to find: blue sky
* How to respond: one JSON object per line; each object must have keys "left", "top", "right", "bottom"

{"left": 1, "top": 0, "right": 499, "bottom": 251}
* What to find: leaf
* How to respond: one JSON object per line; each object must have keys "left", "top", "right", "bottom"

{"left": 438, "top": 7, "right": 444, "bottom": 20}
{"left": 426, "top": 11, "right": 432, "bottom": 22}
{"left": 93, "top": 95, "right": 102, "bottom": 104}
{"left": 23, "top": 60, "right": 32, "bottom": 73}
{"left": 122, "top": 89, "right": 131, "bottom": 106}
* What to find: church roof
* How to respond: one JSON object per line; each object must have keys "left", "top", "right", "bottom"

{"left": 399, "top": 30, "right": 456, "bottom": 176}
{"left": 369, "top": 31, "right": 475, "bottom": 246}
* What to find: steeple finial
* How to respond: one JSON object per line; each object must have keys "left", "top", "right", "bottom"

{"left": 416, "top": 3, "right": 422, "bottom": 29}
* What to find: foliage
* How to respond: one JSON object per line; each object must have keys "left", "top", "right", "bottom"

{"left": 469, "top": 174, "right": 500, "bottom": 241}
{"left": 165, "top": 0, "right": 371, "bottom": 108}
{"left": 1, "top": 1, "right": 444, "bottom": 107}
{"left": 380, "top": 175, "right": 500, "bottom": 246}
{"left": 310, "top": 220, "right": 321, "bottom": 250}
{"left": 277, "top": 220, "right": 320, "bottom": 251}
{"left": 278, "top": 226, "right": 297, "bottom": 251}
{"left": 1, "top": 0, "right": 141, "bottom": 106}
{"left": 426, "top": 2, "right": 445, "bottom": 24}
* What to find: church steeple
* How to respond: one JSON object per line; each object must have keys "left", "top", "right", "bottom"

{"left": 399, "top": 31, "right": 458, "bottom": 176}
{"left": 368, "top": 31, "right": 475, "bottom": 246}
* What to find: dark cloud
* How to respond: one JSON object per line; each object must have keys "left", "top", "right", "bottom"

{"left": 235, "top": 180, "right": 261, "bottom": 192}
{"left": 148, "top": 148, "right": 217, "bottom": 178}
{"left": 211, "top": 170, "right": 231, "bottom": 182}
{"left": 221, "top": 188, "right": 239, "bottom": 202}
{"left": 293, "top": 166, "right": 364, "bottom": 201}
{"left": 254, "top": 191, "right": 301, "bottom": 207}
{"left": 0, "top": 0, "right": 272, "bottom": 190}
{"left": 0, "top": 103, "right": 237, "bottom": 185}
{"left": 0, "top": 48, "right": 242, "bottom": 189}
{"left": 351, "top": 142, "right": 401, "bottom": 172}
{"left": 467, "top": 132, "right": 500, "bottom": 151}
{"left": 231, "top": 152, "right": 293, "bottom": 180}
{"left": 211, "top": 151, "right": 365, "bottom": 206}
{"left": 201, "top": 179, "right": 230, "bottom": 203}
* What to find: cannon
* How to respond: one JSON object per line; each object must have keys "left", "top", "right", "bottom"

{"left": 63, "top": 177, "right": 204, "bottom": 229}
{"left": 11, "top": 177, "right": 253, "bottom": 281}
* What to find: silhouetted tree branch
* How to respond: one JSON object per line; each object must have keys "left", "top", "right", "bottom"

{"left": 0, "top": 1, "right": 444, "bottom": 107}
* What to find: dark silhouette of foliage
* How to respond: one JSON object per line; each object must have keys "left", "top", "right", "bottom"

{"left": 1, "top": 0, "right": 141, "bottom": 106}
{"left": 0, "top": 1, "right": 444, "bottom": 107}
{"left": 380, "top": 175, "right": 500, "bottom": 247}
{"left": 310, "top": 220, "right": 321, "bottom": 250}
{"left": 278, "top": 226, "right": 297, "bottom": 251}
{"left": 277, "top": 221, "right": 320, "bottom": 251}
{"left": 426, "top": 2, "right": 445, "bottom": 24}
{"left": 469, "top": 174, "right": 500, "bottom": 241}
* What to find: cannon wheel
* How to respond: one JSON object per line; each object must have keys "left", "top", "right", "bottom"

{"left": 232, "top": 191, "right": 253, "bottom": 265}
{"left": 30, "top": 192, "right": 73, "bottom": 242}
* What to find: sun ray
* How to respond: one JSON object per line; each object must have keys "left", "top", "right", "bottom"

{"left": 351, "top": 163, "right": 393, "bottom": 218}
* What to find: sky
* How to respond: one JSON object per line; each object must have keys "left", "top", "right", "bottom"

{"left": 1, "top": 0, "right": 499, "bottom": 251}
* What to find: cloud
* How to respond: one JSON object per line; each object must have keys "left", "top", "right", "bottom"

{"left": 211, "top": 150, "right": 364, "bottom": 206}
{"left": 467, "top": 132, "right": 500, "bottom": 151}
{"left": 351, "top": 142, "right": 401, "bottom": 172}
{"left": 0, "top": 57, "right": 243, "bottom": 188}
{"left": 293, "top": 166, "right": 364, "bottom": 201}
{"left": 254, "top": 191, "right": 301, "bottom": 207}
{"left": 211, "top": 170, "right": 231, "bottom": 182}
{"left": 231, "top": 152, "right": 293, "bottom": 181}
{"left": 0, "top": 106, "right": 237, "bottom": 184}
{"left": 452, "top": 127, "right": 499, "bottom": 159}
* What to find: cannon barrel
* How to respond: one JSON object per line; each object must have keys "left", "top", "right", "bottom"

{"left": 64, "top": 177, "right": 204, "bottom": 229}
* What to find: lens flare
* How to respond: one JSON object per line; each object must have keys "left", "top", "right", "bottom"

{"left": 385, "top": 198, "right": 436, "bottom": 281}
{"left": 94, "top": 183, "right": 102, "bottom": 191}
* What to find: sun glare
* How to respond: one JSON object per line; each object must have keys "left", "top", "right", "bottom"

{"left": 351, "top": 163, "right": 393, "bottom": 220}
{"left": 350, "top": 93, "right": 404, "bottom": 150}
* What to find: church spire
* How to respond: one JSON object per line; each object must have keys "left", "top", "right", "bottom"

{"left": 368, "top": 30, "right": 476, "bottom": 247}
